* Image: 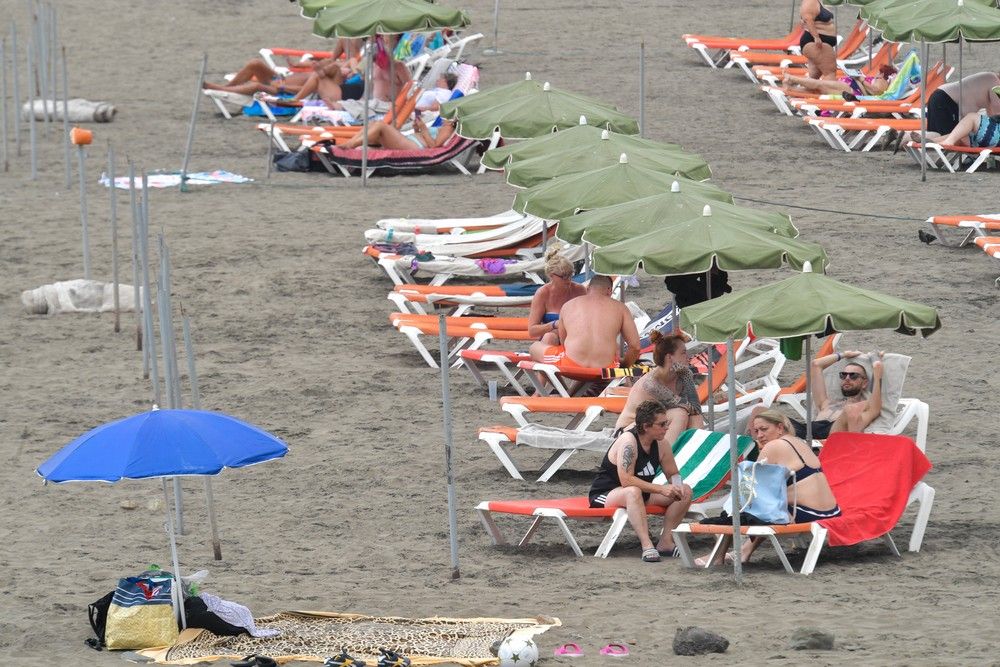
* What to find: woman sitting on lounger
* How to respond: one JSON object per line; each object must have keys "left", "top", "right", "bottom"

{"left": 614, "top": 331, "right": 704, "bottom": 441}
{"left": 339, "top": 115, "right": 456, "bottom": 151}
{"left": 922, "top": 108, "right": 1000, "bottom": 148}
{"left": 526, "top": 247, "right": 586, "bottom": 345}
{"left": 782, "top": 64, "right": 897, "bottom": 99}
{"left": 695, "top": 409, "right": 841, "bottom": 567}
{"left": 589, "top": 400, "right": 693, "bottom": 562}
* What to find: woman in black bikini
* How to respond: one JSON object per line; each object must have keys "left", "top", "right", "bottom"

{"left": 696, "top": 409, "right": 840, "bottom": 567}
{"left": 799, "top": 0, "right": 839, "bottom": 80}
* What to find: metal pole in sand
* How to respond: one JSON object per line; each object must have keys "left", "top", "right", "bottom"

{"left": 31, "top": 1, "right": 48, "bottom": 132}
{"left": 10, "top": 24, "right": 20, "bottom": 157}
{"left": 156, "top": 236, "right": 177, "bottom": 410}
{"left": 73, "top": 127, "right": 91, "bottom": 279}
{"left": 140, "top": 171, "right": 162, "bottom": 406}
{"left": 182, "top": 309, "right": 222, "bottom": 561}
{"left": 26, "top": 28, "right": 36, "bottom": 179}
{"left": 361, "top": 36, "right": 372, "bottom": 187}
{"left": 482, "top": 0, "right": 502, "bottom": 55}
{"left": 108, "top": 143, "right": 120, "bottom": 332}
{"left": 804, "top": 335, "right": 813, "bottom": 445}
{"left": 179, "top": 54, "right": 207, "bottom": 193}
{"left": 726, "top": 337, "right": 743, "bottom": 584}
{"left": 265, "top": 121, "right": 274, "bottom": 180}
{"left": 639, "top": 41, "right": 645, "bottom": 138}
{"left": 160, "top": 240, "right": 184, "bottom": 411}
{"left": 161, "top": 478, "right": 188, "bottom": 630}
{"left": 1, "top": 37, "right": 8, "bottom": 173}
{"left": 437, "top": 315, "right": 461, "bottom": 579}
{"left": 48, "top": 5, "right": 56, "bottom": 133}
{"left": 705, "top": 272, "right": 715, "bottom": 430}
{"left": 61, "top": 46, "right": 69, "bottom": 188}
{"left": 127, "top": 160, "right": 146, "bottom": 361}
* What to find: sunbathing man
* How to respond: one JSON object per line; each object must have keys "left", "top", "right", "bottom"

{"left": 791, "top": 350, "right": 884, "bottom": 439}
{"left": 530, "top": 275, "right": 640, "bottom": 370}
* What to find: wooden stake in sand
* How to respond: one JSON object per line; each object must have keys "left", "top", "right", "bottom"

{"left": 108, "top": 143, "right": 120, "bottom": 333}
{"left": 70, "top": 126, "right": 92, "bottom": 279}
{"left": 179, "top": 54, "right": 207, "bottom": 193}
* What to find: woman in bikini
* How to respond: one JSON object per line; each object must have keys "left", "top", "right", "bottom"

{"left": 782, "top": 64, "right": 897, "bottom": 99}
{"left": 799, "top": 0, "right": 839, "bottom": 80}
{"left": 526, "top": 247, "right": 587, "bottom": 347}
{"left": 696, "top": 409, "right": 841, "bottom": 566}
{"left": 338, "top": 115, "right": 456, "bottom": 150}
{"left": 614, "top": 331, "right": 704, "bottom": 444}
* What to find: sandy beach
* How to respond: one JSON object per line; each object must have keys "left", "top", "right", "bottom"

{"left": 2, "top": 0, "right": 999, "bottom": 665}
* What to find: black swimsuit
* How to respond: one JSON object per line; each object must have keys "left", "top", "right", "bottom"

{"left": 800, "top": 2, "right": 838, "bottom": 49}
{"left": 589, "top": 427, "right": 660, "bottom": 508}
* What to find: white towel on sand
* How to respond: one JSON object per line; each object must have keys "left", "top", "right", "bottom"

{"left": 21, "top": 279, "right": 137, "bottom": 315}
{"left": 21, "top": 98, "right": 116, "bottom": 122}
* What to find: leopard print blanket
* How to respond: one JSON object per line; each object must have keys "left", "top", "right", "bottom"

{"left": 148, "top": 611, "right": 559, "bottom": 665}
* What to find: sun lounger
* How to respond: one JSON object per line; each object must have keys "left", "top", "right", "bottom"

{"left": 729, "top": 20, "right": 871, "bottom": 82}
{"left": 476, "top": 428, "right": 755, "bottom": 556}
{"left": 805, "top": 116, "right": 922, "bottom": 152}
{"left": 904, "top": 141, "right": 1000, "bottom": 174}
{"left": 376, "top": 210, "right": 527, "bottom": 234}
{"left": 975, "top": 236, "right": 1000, "bottom": 286}
{"left": 682, "top": 26, "right": 805, "bottom": 68}
{"left": 673, "top": 432, "right": 933, "bottom": 574}
{"left": 918, "top": 214, "right": 1000, "bottom": 247}
{"left": 389, "top": 312, "right": 538, "bottom": 368}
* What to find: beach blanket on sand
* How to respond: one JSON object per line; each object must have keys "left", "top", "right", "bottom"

{"left": 516, "top": 424, "right": 615, "bottom": 452}
{"left": 21, "top": 279, "right": 137, "bottom": 315}
{"left": 22, "top": 98, "right": 117, "bottom": 122}
{"left": 99, "top": 170, "right": 253, "bottom": 189}
{"left": 139, "top": 611, "right": 559, "bottom": 665}
{"left": 818, "top": 432, "right": 931, "bottom": 547}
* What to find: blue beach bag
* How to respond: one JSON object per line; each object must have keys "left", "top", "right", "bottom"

{"left": 725, "top": 459, "right": 794, "bottom": 524}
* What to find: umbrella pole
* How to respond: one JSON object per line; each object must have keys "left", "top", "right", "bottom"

{"left": 362, "top": 36, "right": 372, "bottom": 187}
{"left": 127, "top": 160, "right": 145, "bottom": 357}
{"left": 1, "top": 37, "right": 7, "bottom": 173}
{"left": 482, "top": 0, "right": 502, "bottom": 55}
{"left": 437, "top": 315, "right": 460, "bottom": 579}
{"left": 11, "top": 24, "right": 21, "bottom": 158}
{"left": 639, "top": 41, "right": 645, "bottom": 138}
{"left": 182, "top": 311, "right": 221, "bottom": 561}
{"left": 920, "top": 41, "right": 927, "bottom": 182}
{"left": 108, "top": 142, "right": 120, "bottom": 333}
{"left": 161, "top": 478, "right": 187, "bottom": 630}
{"left": 705, "top": 271, "right": 714, "bottom": 430}
{"left": 139, "top": 172, "right": 161, "bottom": 406}
{"left": 958, "top": 36, "right": 963, "bottom": 119}
{"left": 726, "top": 337, "right": 743, "bottom": 584}
{"left": 804, "top": 336, "right": 813, "bottom": 445}
{"left": 179, "top": 53, "right": 207, "bottom": 193}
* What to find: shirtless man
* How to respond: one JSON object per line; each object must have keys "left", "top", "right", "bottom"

{"left": 791, "top": 350, "right": 884, "bottom": 439}
{"left": 529, "top": 275, "right": 640, "bottom": 370}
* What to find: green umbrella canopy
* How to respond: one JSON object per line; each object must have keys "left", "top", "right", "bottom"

{"left": 864, "top": 0, "right": 1000, "bottom": 42}
{"left": 300, "top": 0, "right": 347, "bottom": 19}
{"left": 440, "top": 73, "right": 540, "bottom": 121}
{"left": 444, "top": 80, "right": 640, "bottom": 140}
{"left": 503, "top": 129, "right": 712, "bottom": 187}
{"left": 512, "top": 155, "right": 732, "bottom": 220}
{"left": 312, "top": 0, "right": 470, "bottom": 37}
{"left": 590, "top": 205, "right": 827, "bottom": 276}
{"left": 559, "top": 194, "right": 798, "bottom": 247}
{"left": 679, "top": 264, "right": 941, "bottom": 343}
{"left": 483, "top": 121, "right": 660, "bottom": 170}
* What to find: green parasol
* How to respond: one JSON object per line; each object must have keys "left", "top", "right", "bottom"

{"left": 482, "top": 120, "right": 669, "bottom": 170}
{"left": 512, "top": 154, "right": 731, "bottom": 221}
{"left": 557, "top": 188, "right": 798, "bottom": 246}
{"left": 503, "top": 129, "right": 712, "bottom": 187}
{"left": 443, "top": 80, "right": 640, "bottom": 140}
{"left": 299, "top": 0, "right": 348, "bottom": 19}
{"left": 863, "top": 0, "right": 1000, "bottom": 41}
{"left": 679, "top": 262, "right": 940, "bottom": 582}
{"left": 589, "top": 205, "right": 828, "bottom": 276}
{"left": 312, "top": 0, "right": 470, "bottom": 37}
{"left": 439, "top": 73, "right": 541, "bottom": 122}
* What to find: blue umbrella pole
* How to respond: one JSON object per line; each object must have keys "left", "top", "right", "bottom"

{"left": 438, "top": 315, "right": 460, "bottom": 579}
{"left": 161, "top": 478, "right": 188, "bottom": 630}
{"left": 726, "top": 337, "right": 743, "bottom": 584}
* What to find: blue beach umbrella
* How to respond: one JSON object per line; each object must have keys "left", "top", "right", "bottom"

{"left": 36, "top": 408, "right": 289, "bottom": 628}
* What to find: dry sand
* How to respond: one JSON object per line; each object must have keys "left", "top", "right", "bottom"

{"left": 2, "top": 0, "right": 999, "bottom": 665}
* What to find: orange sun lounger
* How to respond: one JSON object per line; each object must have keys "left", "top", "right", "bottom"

{"left": 919, "top": 215, "right": 1000, "bottom": 246}
{"left": 975, "top": 236, "right": 1000, "bottom": 286}
{"left": 729, "top": 20, "right": 869, "bottom": 82}
{"left": 905, "top": 141, "right": 1000, "bottom": 174}
{"left": 683, "top": 26, "right": 805, "bottom": 68}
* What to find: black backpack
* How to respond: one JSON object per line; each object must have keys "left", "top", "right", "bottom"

{"left": 86, "top": 591, "right": 115, "bottom": 650}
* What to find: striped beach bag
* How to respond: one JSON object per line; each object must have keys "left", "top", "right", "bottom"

{"left": 668, "top": 429, "right": 756, "bottom": 503}
{"left": 104, "top": 574, "right": 178, "bottom": 650}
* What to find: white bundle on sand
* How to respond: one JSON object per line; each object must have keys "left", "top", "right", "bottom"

{"left": 21, "top": 279, "right": 137, "bottom": 315}
{"left": 21, "top": 98, "right": 117, "bottom": 122}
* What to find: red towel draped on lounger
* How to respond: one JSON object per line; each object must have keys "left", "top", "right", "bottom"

{"left": 818, "top": 433, "right": 932, "bottom": 547}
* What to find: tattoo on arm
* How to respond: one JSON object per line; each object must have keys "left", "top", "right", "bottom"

{"left": 621, "top": 443, "right": 635, "bottom": 472}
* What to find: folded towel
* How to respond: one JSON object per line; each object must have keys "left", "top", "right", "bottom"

{"left": 22, "top": 98, "right": 116, "bottom": 122}
{"left": 21, "top": 279, "right": 137, "bottom": 315}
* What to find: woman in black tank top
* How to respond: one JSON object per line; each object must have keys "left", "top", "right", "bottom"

{"left": 587, "top": 401, "right": 693, "bottom": 562}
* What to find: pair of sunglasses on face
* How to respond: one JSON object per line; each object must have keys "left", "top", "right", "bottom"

{"left": 839, "top": 371, "right": 865, "bottom": 380}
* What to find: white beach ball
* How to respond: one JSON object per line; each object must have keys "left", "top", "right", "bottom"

{"left": 497, "top": 636, "right": 539, "bottom": 666}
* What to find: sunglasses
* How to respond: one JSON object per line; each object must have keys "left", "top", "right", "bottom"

{"left": 839, "top": 371, "right": 865, "bottom": 380}
{"left": 653, "top": 419, "right": 670, "bottom": 427}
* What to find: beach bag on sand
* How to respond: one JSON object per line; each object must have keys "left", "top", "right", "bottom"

{"left": 104, "top": 574, "right": 178, "bottom": 650}
{"left": 723, "top": 459, "right": 795, "bottom": 525}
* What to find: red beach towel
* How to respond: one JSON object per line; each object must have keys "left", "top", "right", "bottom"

{"left": 818, "top": 433, "right": 931, "bottom": 547}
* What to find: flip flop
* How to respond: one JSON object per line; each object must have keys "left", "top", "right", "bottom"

{"left": 553, "top": 643, "right": 584, "bottom": 657}
{"left": 600, "top": 643, "right": 630, "bottom": 657}
{"left": 377, "top": 648, "right": 411, "bottom": 667}
{"left": 325, "top": 650, "right": 367, "bottom": 667}
{"left": 641, "top": 547, "right": 661, "bottom": 562}
{"left": 658, "top": 546, "right": 681, "bottom": 559}
{"left": 231, "top": 656, "right": 278, "bottom": 667}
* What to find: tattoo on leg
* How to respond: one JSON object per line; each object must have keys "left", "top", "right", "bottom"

{"left": 621, "top": 444, "right": 635, "bottom": 471}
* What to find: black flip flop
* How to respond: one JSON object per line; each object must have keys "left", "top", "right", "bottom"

{"left": 231, "top": 656, "right": 278, "bottom": 667}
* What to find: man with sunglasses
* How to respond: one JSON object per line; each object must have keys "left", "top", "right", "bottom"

{"left": 790, "top": 350, "right": 884, "bottom": 440}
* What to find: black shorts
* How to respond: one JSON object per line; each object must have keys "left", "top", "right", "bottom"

{"left": 799, "top": 31, "right": 838, "bottom": 50}
{"left": 791, "top": 418, "right": 833, "bottom": 440}
{"left": 926, "top": 89, "right": 960, "bottom": 135}
{"left": 341, "top": 80, "right": 364, "bottom": 100}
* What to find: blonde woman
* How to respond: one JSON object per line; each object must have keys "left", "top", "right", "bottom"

{"left": 526, "top": 247, "right": 586, "bottom": 347}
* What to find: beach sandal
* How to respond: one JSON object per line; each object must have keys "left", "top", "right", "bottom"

{"left": 641, "top": 547, "right": 661, "bottom": 562}
{"left": 553, "top": 643, "right": 584, "bottom": 657}
{"left": 231, "top": 656, "right": 278, "bottom": 667}
{"left": 659, "top": 545, "right": 682, "bottom": 559}
{"left": 325, "top": 650, "right": 367, "bottom": 667}
{"left": 377, "top": 648, "right": 412, "bottom": 667}
{"left": 599, "top": 643, "right": 630, "bottom": 657}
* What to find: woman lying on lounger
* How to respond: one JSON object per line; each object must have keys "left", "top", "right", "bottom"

{"left": 588, "top": 400, "right": 693, "bottom": 562}
{"left": 339, "top": 115, "right": 456, "bottom": 150}
{"left": 781, "top": 64, "right": 898, "bottom": 99}
{"left": 613, "top": 331, "right": 704, "bottom": 441}
{"left": 526, "top": 247, "right": 586, "bottom": 345}
{"left": 695, "top": 409, "right": 841, "bottom": 567}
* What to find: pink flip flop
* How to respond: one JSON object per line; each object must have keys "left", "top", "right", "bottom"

{"left": 553, "top": 643, "right": 584, "bottom": 657}
{"left": 600, "top": 643, "right": 630, "bottom": 657}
